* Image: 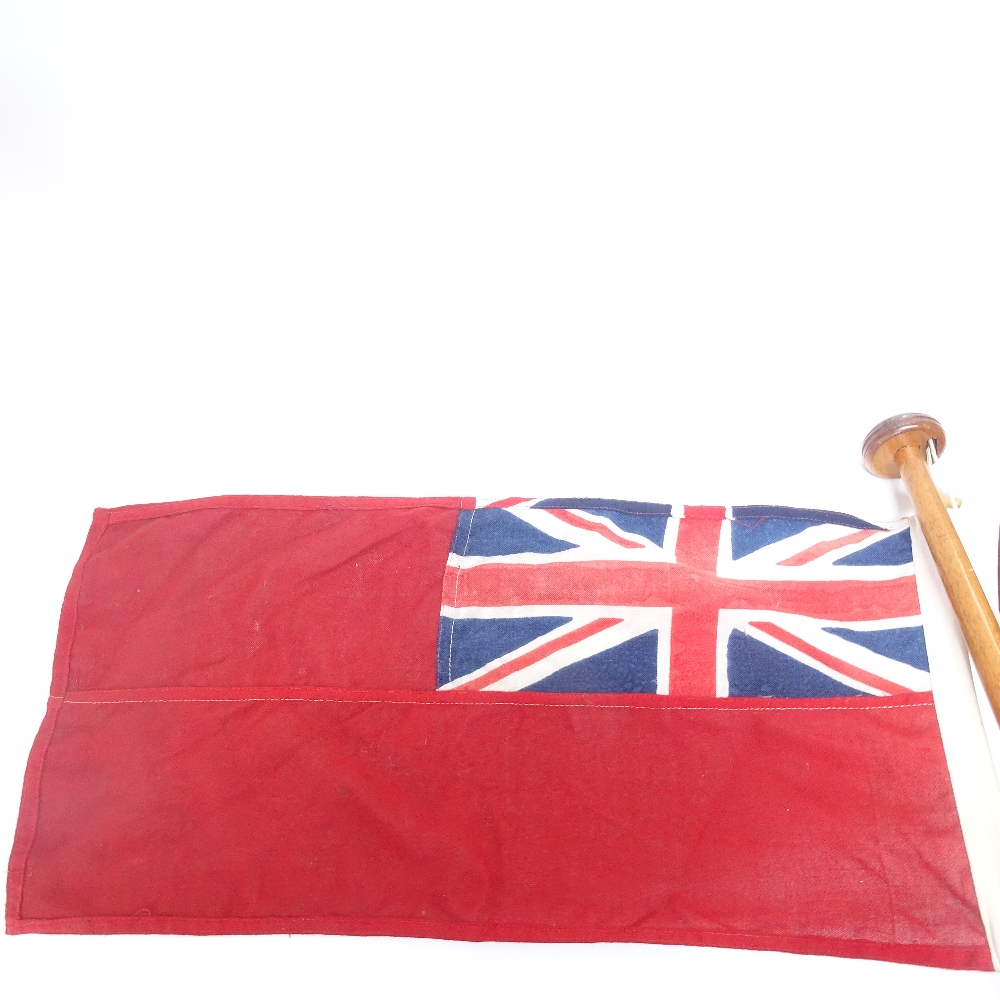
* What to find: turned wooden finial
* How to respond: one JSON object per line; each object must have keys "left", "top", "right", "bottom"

{"left": 862, "top": 412, "right": 946, "bottom": 479}
{"left": 863, "top": 413, "right": 1000, "bottom": 725}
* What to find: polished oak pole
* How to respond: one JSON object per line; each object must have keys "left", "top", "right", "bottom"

{"left": 863, "top": 413, "right": 1000, "bottom": 724}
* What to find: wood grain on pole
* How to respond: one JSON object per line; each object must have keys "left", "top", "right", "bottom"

{"left": 863, "top": 413, "right": 1000, "bottom": 725}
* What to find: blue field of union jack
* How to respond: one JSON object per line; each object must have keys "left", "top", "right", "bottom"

{"left": 436, "top": 498, "right": 930, "bottom": 698}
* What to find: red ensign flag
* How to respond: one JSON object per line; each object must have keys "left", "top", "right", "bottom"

{"left": 6, "top": 495, "right": 995, "bottom": 970}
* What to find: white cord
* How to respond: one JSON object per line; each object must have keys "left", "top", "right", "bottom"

{"left": 926, "top": 437, "right": 962, "bottom": 508}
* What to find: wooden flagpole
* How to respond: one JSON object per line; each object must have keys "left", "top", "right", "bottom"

{"left": 863, "top": 413, "right": 1000, "bottom": 725}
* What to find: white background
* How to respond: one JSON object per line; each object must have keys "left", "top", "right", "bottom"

{"left": 2, "top": 2, "right": 1000, "bottom": 997}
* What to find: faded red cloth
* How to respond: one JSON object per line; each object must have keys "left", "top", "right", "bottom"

{"left": 6, "top": 496, "right": 992, "bottom": 970}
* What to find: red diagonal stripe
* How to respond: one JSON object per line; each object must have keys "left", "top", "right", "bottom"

{"left": 777, "top": 529, "right": 881, "bottom": 567}
{"left": 545, "top": 509, "right": 643, "bottom": 549}
{"left": 748, "top": 620, "right": 910, "bottom": 695}
{"left": 452, "top": 617, "right": 624, "bottom": 691}
{"left": 485, "top": 498, "right": 534, "bottom": 508}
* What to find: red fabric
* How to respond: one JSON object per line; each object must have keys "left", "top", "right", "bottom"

{"left": 6, "top": 496, "right": 992, "bottom": 971}
{"left": 64, "top": 497, "right": 464, "bottom": 692}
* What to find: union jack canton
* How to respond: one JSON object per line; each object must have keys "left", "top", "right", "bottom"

{"left": 436, "top": 499, "right": 930, "bottom": 698}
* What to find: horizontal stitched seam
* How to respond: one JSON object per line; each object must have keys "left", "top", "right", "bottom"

{"left": 61, "top": 697, "right": 932, "bottom": 713}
